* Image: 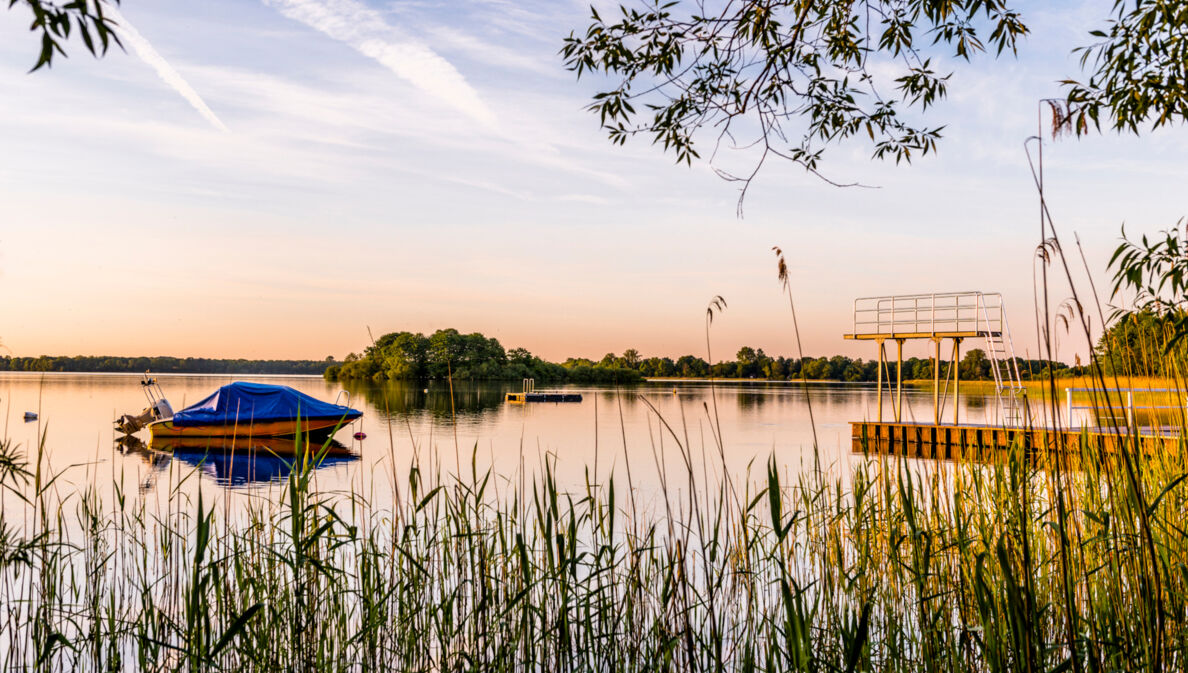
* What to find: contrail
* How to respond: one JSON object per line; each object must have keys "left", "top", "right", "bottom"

{"left": 265, "top": 0, "right": 495, "bottom": 127}
{"left": 107, "top": 6, "right": 229, "bottom": 132}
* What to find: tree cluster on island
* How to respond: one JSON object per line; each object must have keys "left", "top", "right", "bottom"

{"left": 324, "top": 330, "right": 645, "bottom": 384}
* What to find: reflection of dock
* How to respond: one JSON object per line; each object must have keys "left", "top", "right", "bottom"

{"left": 505, "top": 378, "right": 581, "bottom": 404}
{"left": 852, "top": 420, "right": 1181, "bottom": 457}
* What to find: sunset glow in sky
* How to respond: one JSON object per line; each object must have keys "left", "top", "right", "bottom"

{"left": 2, "top": 1, "right": 1186, "bottom": 364}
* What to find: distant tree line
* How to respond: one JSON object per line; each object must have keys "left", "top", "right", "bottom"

{"left": 0, "top": 355, "right": 333, "bottom": 375}
{"left": 0, "top": 341, "right": 1085, "bottom": 383}
{"left": 598, "top": 346, "right": 1082, "bottom": 382}
{"left": 327, "top": 331, "right": 1084, "bottom": 384}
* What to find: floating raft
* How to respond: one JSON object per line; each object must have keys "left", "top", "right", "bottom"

{"left": 852, "top": 420, "right": 1183, "bottom": 458}
{"left": 506, "top": 392, "right": 583, "bottom": 404}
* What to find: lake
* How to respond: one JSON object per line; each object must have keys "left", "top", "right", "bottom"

{"left": 4, "top": 371, "right": 1164, "bottom": 673}
{"left": 0, "top": 372, "right": 1019, "bottom": 508}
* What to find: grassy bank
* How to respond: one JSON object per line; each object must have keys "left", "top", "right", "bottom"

{"left": 4, "top": 394, "right": 1188, "bottom": 672}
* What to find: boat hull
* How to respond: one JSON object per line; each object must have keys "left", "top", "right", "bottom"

{"left": 148, "top": 417, "right": 350, "bottom": 442}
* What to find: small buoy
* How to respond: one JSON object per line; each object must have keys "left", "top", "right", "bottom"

{"left": 353, "top": 431, "right": 367, "bottom": 440}
{"left": 23, "top": 411, "right": 37, "bottom": 422}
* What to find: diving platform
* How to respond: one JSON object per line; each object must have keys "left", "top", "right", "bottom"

{"left": 845, "top": 331, "right": 994, "bottom": 341}
{"left": 844, "top": 292, "right": 1185, "bottom": 457}
{"left": 843, "top": 292, "right": 1010, "bottom": 341}
{"left": 846, "top": 292, "right": 1025, "bottom": 427}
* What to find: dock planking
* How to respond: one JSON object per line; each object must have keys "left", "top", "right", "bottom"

{"left": 852, "top": 420, "right": 1183, "bottom": 459}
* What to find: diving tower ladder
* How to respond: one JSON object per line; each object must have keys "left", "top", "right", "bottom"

{"left": 844, "top": 292, "right": 1026, "bottom": 426}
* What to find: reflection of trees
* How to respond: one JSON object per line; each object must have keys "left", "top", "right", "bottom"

{"left": 342, "top": 380, "right": 507, "bottom": 421}
{"left": 596, "top": 389, "right": 642, "bottom": 410}
{"left": 735, "top": 389, "right": 769, "bottom": 410}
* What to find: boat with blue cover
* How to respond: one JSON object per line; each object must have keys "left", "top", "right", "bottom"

{"left": 116, "top": 377, "right": 362, "bottom": 442}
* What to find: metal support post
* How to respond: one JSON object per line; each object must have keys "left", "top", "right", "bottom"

{"left": 895, "top": 338, "right": 904, "bottom": 422}
{"left": 952, "top": 338, "right": 962, "bottom": 425}
{"left": 933, "top": 338, "right": 941, "bottom": 425}
{"left": 876, "top": 340, "right": 884, "bottom": 422}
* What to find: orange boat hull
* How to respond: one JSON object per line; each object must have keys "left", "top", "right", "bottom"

{"left": 148, "top": 417, "right": 348, "bottom": 440}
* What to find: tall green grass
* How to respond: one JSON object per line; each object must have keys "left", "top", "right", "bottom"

{"left": 3, "top": 393, "right": 1188, "bottom": 672}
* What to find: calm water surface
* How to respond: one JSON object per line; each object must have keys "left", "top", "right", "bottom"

{"left": 0, "top": 373, "right": 1007, "bottom": 507}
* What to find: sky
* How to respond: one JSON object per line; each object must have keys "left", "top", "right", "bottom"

{"left": 1, "top": 0, "right": 1186, "bottom": 364}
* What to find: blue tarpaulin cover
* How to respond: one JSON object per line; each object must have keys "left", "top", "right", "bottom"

{"left": 171, "top": 382, "right": 362, "bottom": 427}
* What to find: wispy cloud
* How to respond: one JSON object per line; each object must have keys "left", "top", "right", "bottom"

{"left": 425, "top": 25, "right": 561, "bottom": 77}
{"left": 264, "top": 0, "right": 496, "bottom": 127}
{"left": 106, "top": 5, "right": 228, "bottom": 132}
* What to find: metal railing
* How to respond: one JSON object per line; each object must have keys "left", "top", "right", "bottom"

{"left": 1066, "top": 387, "right": 1187, "bottom": 428}
{"left": 851, "top": 292, "right": 1005, "bottom": 336}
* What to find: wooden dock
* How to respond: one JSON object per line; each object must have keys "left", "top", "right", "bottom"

{"left": 852, "top": 420, "right": 1183, "bottom": 458}
{"left": 506, "top": 392, "right": 582, "bottom": 404}
{"left": 840, "top": 292, "right": 1185, "bottom": 460}
{"left": 506, "top": 378, "right": 582, "bottom": 404}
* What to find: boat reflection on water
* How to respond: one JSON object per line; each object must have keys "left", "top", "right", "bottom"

{"left": 168, "top": 446, "right": 358, "bottom": 486}
{"left": 116, "top": 434, "right": 173, "bottom": 492}
{"left": 116, "top": 434, "right": 358, "bottom": 487}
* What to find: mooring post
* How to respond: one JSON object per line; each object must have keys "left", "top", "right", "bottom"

{"left": 1066, "top": 388, "right": 1073, "bottom": 427}
{"left": 895, "top": 338, "right": 904, "bottom": 422}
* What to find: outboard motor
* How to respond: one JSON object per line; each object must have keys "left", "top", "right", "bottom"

{"left": 115, "top": 373, "right": 174, "bottom": 435}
